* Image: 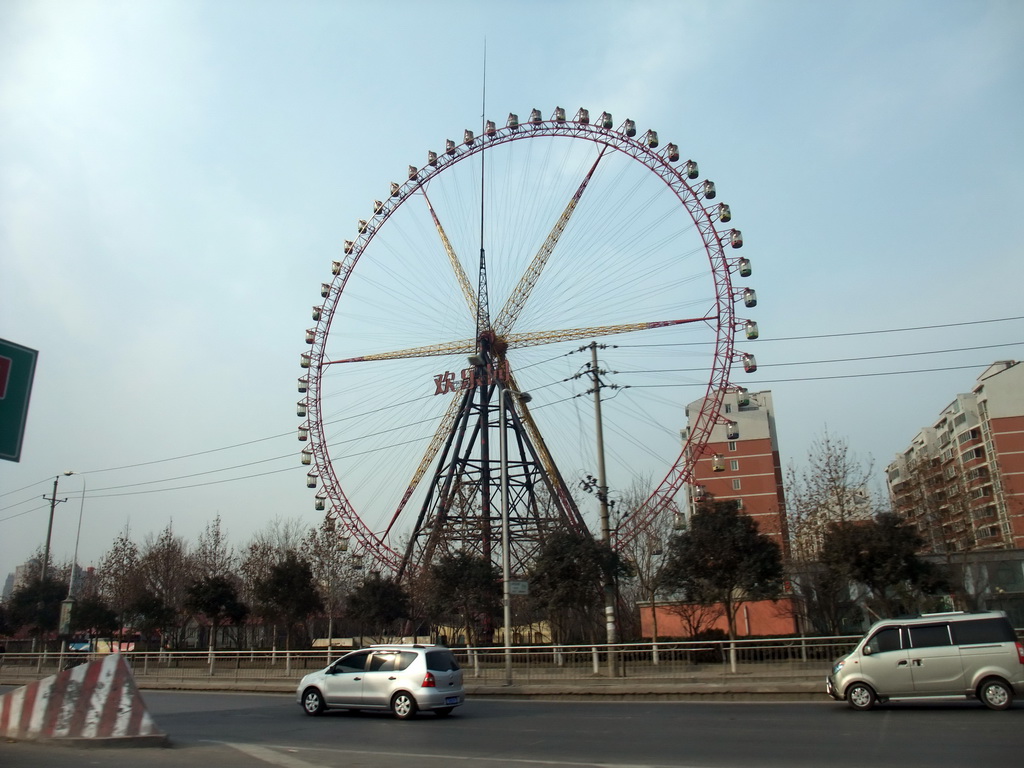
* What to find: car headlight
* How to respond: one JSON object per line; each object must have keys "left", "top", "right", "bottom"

{"left": 832, "top": 661, "right": 845, "bottom": 675}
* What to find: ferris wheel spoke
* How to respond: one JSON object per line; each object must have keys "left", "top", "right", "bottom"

{"left": 382, "top": 391, "right": 463, "bottom": 539}
{"left": 325, "top": 338, "right": 476, "bottom": 365}
{"left": 419, "top": 187, "right": 478, "bottom": 321}
{"left": 494, "top": 145, "right": 609, "bottom": 337}
{"left": 324, "top": 314, "right": 709, "bottom": 366}
{"left": 504, "top": 316, "right": 713, "bottom": 350}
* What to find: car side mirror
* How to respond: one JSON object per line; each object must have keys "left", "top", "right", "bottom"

{"left": 862, "top": 646, "right": 873, "bottom": 656}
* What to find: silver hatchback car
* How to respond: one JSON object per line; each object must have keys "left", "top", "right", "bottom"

{"left": 297, "top": 644, "right": 465, "bottom": 719}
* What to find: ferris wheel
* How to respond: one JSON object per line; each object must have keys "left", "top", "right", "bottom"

{"left": 298, "top": 107, "right": 756, "bottom": 577}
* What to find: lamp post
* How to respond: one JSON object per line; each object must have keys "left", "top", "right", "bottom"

{"left": 498, "top": 381, "right": 531, "bottom": 687}
{"left": 62, "top": 471, "right": 87, "bottom": 600}
{"left": 58, "top": 471, "right": 86, "bottom": 665}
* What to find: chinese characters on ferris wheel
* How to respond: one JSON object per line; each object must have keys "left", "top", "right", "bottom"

{"left": 433, "top": 360, "right": 510, "bottom": 395}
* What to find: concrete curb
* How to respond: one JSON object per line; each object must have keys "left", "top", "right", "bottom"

{"left": 5, "top": 675, "right": 825, "bottom": 703}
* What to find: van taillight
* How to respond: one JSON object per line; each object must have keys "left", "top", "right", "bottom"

{"left": 1016, "top": 642, "right": 1024, "bottom": 665}
{"left": 422, "top": 672, "right": 436, "bottom": 688}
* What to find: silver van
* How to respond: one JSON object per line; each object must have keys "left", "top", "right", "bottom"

{"left": 826, "top": 611, "right": 1024, "bottom": 710}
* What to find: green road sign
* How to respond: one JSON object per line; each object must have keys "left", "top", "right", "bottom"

{"left": 0, "top": 337, "right": 39, "bottom": 462}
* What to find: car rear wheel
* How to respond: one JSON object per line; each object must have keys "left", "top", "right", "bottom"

{"left": 391, "top": 692, "right": 418, "bottom": 720}
{"left": 302, "top": 688, "right": 326, "bottom": 716}
{"left": 846, "top": 682, "right": 876, "bottom": 711}
{"left": 979, "top": 678, "right": 1013, "bottom": 711}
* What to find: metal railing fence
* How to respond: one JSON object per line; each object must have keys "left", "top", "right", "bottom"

{"left": 0, "top": 635, "right": 860, "bottom": 687}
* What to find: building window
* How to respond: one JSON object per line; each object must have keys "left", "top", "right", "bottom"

{"left": 728, "top": 441, "right": 737, "bottom": 452}
{"left": 730, "top": 459, "right": 739, "bottom": 471}
{"left": 735, "top": 498, "right": 744, "bottom": 510}
{"left": 732, "top": 478, "right": 742, "bottom": 490}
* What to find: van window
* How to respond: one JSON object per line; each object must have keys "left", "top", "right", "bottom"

{"left": 908, "top": 623, "right": 952, "bottom": 648}
{"left": 865, "top": 627, "right": 902, "bottom": 654}
{"left": 951, "top": 617, "right": 1016, "bottom": 645}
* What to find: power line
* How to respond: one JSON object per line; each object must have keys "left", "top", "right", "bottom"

{"left": 619, "top": 315, "right": 1024, "bottom": 349}
{"left": 629, "top": 363, "right": 996, "bottom": 388}
{"left": 3, "top": 318, "right": 1017, "bottom": 510}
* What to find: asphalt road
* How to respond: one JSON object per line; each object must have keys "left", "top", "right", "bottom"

{"left": 1, "top": 689, "right": 1020, "bottom": 768}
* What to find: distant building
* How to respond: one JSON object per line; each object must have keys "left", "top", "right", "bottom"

{"left": 887, "top": 361, "right": 1024, "bottom": 552}
{"left": 682, "top": 388, "right": 789, "bottom": 557}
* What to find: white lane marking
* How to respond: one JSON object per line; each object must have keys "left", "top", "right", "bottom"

{"left": 224, "top": 742, "right": 326, "bottom": 768}
{"left": 223, "top": 741, "right": 707, "bottom": 768}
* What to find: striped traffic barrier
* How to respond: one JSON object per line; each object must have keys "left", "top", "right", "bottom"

{"left": 0, "top": 653, "right": 166, "bottom": 745}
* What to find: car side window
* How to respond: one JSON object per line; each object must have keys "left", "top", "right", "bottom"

{"left": 369, "top": 652, "right": 397, "bottom": 672}
{"left": 394, "top": 651, "right": 417, "bottom": 671}
{"left": 908, "top": 623, "right": 952, "bottom": 648}
{"left": 335, "top": 651, "right": 370, "bottom": 673}
{"left": 865, "top": 627, "right": 902, "bottom": 654}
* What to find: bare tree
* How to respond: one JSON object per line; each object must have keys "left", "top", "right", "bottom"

{"left": 616, "top": 478, "right": 678, "bottom": 643}
{"left": 137, "top": 523, "right": 193, "bottom": 648}
{"left": 301, "top": 519, "right": 357, "bottom": 655}
{"left": 192, "top": 515, "right": 236, "bottom": 579}
{"left": 96, "top": 525, "right": 142, "bottom": 647}
{"left": 785, "top": 429, "right": 878, "bottom": 562}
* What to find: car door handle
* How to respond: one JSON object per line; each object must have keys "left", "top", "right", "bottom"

{"left": 354, "top": 676, "right": 362, "bottom": 681}
{"left": 897, "top": 660, "right": 908, "bottom": 667}
{"left": 388, "top": 676, "right": 397, "bottom": 680}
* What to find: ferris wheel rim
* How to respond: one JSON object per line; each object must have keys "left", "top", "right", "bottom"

{"left": 302, "top": 109, "right": 744, "bottom": 570}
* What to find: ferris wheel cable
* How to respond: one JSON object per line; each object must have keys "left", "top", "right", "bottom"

{"left": 494, "top": 146, "right": 608, "bottom": 336}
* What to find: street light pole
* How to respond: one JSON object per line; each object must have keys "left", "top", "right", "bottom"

{"left": 63, "top": 471, "right": 86, "bottom": 599}
{"left": 59, "top": 471, "right": 86, "bottom": 665}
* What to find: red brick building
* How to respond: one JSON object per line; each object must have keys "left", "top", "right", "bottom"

{"left": 887, "top": 361, "right": 1024, "bottom": 552}
{"left": 682, "top": 388, "right": 789, "bottom": 556}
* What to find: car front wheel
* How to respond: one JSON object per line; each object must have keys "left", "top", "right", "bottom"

{"left": 302, "top": 688, "right": 326, "bottom": 716}
{"left": 391, "top": 691, "right": 418, "bottom": 720}
{"left": 979, "top": 678, "right": 1013, "bottom": 711}
{"left": 846, "top": 682, "right": 876, "bottom": 711}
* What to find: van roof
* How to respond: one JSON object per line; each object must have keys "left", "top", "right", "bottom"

{"left": 868, "top": 610, "right": 1007, "bottom": 630}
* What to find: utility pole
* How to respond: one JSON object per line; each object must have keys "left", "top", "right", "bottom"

{"left": 41, "top": 476, "right": 67, "bottom": 585}
{"left": 586, "top": 342, "right": 618, "bottom": 676}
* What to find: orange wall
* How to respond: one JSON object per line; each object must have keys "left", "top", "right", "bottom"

{"left": 640, "top": 598, "right": 800, "bottom": 638}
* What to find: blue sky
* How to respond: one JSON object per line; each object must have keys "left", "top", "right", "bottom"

{"left": 1, "top": 0, "right": 1022, "bottom": 577}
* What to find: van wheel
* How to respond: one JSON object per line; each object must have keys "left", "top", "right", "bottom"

{"left": 846, "top": 682, "right": 876, "bottom": 711}
{"left": 979, "top": 678, "right": 1013, "bottom": 711}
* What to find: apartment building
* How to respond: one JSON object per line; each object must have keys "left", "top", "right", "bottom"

{"left": 887, "top": 361, "right": 1024, "bottom": 552}
{"left": 682, "top": 388, "right": 789, "bottom": 556}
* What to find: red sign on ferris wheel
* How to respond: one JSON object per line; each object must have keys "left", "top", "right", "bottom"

{"left": 433, "top": 360, "right": 510, "bottom": 395}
